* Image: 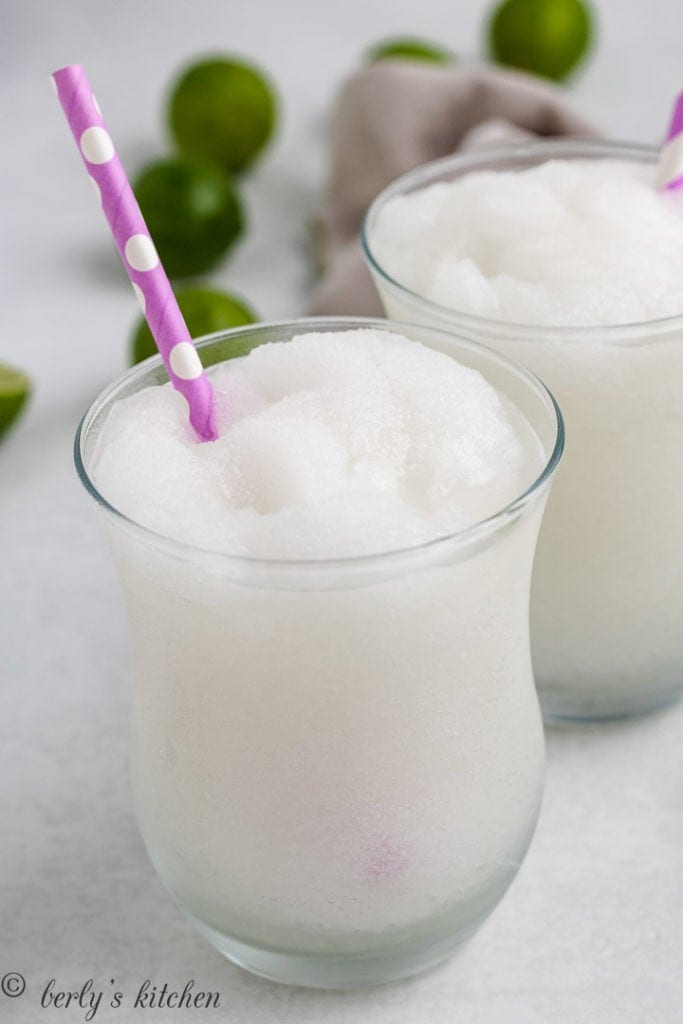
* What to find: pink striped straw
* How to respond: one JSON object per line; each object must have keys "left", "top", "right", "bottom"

{"left": 52, "top": 64, "right": 218, "bottom": 441}
{"left": 657, "top": 82, "right": 683, "bottom": 192}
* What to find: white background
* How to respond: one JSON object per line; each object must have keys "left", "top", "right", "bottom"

{"left": 1, "top": 1, "right": 682, "bottom": 1022}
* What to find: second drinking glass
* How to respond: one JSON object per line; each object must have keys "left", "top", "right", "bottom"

{"left": 363, "top": 140, "right": 683, "bottom": 722}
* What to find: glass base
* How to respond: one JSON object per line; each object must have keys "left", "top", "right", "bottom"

{"left": 187, "top": 914, "right": 482, "bottom": 989}
{"left": 163, "top": 807, "right": 540, "bottom": 988}
{"left": 540, "top": 685, "right": 683, "bottom": 725}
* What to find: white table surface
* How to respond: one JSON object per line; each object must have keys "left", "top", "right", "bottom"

{"left": 2, "top": 1, "right": 682, "bottom": 1021}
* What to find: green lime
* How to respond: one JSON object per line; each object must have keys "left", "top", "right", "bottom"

{"left": 130, "top": 287, "right": 257, "bottom": 365}
{"left": 0, "top": 364, "right": 31, "bottom": 440}
{"left": 133, "top": 156, "right": 244, "bottom": 279}
{"left": 168, "top": 57, "right": 277, "bottom": 175}
{"left": 488, "top": 0, "right": 593, "bottom": 81}
{"left": 367, "top": 37, "right": 455, "bottom": 65}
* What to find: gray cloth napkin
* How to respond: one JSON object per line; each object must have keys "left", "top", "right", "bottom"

{"left": 308, "top": 62, "right": 596, "bottom": 316}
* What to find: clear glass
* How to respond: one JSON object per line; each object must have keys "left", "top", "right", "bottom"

{"left": 363, "top": 140, "right": 683, "bottom": 723}
{"left": 75, "top": 318, "right": 562, "bottom": 988}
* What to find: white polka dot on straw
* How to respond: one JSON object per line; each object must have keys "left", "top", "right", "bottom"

{"left": 131, "top": 282, "right": 145, "bottom": 312}
{"left": 88, "top": 175, "right": 101, "bottom": 203}
{"left": 657, "top": 134, "right": 683, "bottom": 191}
{"left": 124, "top": 234, "right": 159, "bottom": 272}
{"left": 80, "top": 126, "right": 114, "bottom": 164}
{"left": 657, "top": 81, "right": 683, "bottom": 190}
{"left": 172, "top": 390, "right": 191, "bottom": 421}
{"left": 169, "top": 342, "right": 204, "bottom": 380}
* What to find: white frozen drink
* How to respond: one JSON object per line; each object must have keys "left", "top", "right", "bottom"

{"left": 77, "top": 321, "right": 561, "bottom": 987}
{"left": 366, "top": 141, "right": 683, "bottom": 720}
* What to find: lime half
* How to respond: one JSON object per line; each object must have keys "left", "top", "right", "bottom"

{"left": 0, "top": 364, "right": 31, "bottom": 440}
{"left": 130, "top": 287, "right": 257, "bottom": 365}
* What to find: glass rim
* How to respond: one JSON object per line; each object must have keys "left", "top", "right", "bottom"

{"left": 74, "top": 316, "right": 564, "bottom": 573}
{"left": 361, "top": 138, "right": 683, "bottom": 343}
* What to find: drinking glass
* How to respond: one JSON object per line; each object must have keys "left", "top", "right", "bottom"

{"left": 75, "top": 318, "right": 562, "bottom": 986}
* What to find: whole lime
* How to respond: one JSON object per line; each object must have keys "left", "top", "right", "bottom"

{"left": 168, "top": 57, "right": 277, "bottom": 175}
{"left": 367, "top": 37, "right": 455, "bottom": 65}
{"left": 0, "top": 364, "right": 31, "bottom": 440}
{"left": 133, "top": 156, "right": 243, "bottom": 279}
{"left": 130, "top": 287, "right": 257, "bottom": 365}
{"left": 488, "top": 0, "right": 593, "bottom": 81}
